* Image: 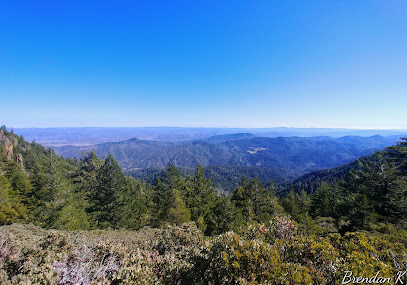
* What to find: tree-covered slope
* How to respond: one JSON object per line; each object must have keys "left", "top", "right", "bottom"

{"left": 54, "top": 134, "right": 403, "bottom": 175}
{"left": 2, "top": 124, "right": 407, "bottom": 284}
{"left": 127, "top": 165, "right": 297, "bottom": 194}
{"left": 282, "top": 137, "right": 405, "bottom": 195}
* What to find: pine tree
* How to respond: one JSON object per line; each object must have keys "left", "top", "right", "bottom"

{"left": 347, "top": 153, "right": 407, "bottom": 227}
{"left": 89, "top": 154, "right": 126, "bottom": 229}
{"left": 0, "top": 175, "right": 25, "bottom": 224}
{"left": 184, "top": 165, "right": 216, "bottom": 232}
{"left": 73, "top": 151, "right": 103, "bottom": 199}
{"left": 387, "top": 137, "right": 407, "bottom": 173}
{"left": 117, "top": 177, "right": 150, "bottom": 229}
{"left": 167, "top": 189, "right": 191, "bottom": 225}
{"left": 312, "top": 182, "right": 339, "bottom": 218}
{"left": 205, "top": 196, "right": 234, "bottom": 235}
{"left": 153, "top": 163, "right": 186, "bottom": 226}
{"left": 249, "top": 178, "right": 283, "bottom": 223}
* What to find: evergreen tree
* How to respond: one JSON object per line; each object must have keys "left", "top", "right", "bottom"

{"left": 184, "top": 165, "right": 216, "bottom": 232}
{"left": 73, "top": 151, "right": 103, "bottom": 200}
{"left": 51, "top": 187, "right": 90, "bottom": 230}
{"left": 205, "top": 196, "right": 234, "bottom": 235}
{"left": 387, "top": 137, "right": 407, "bottom": 173}
{"left": 28, "top": 150, "right": 73, "bottom": 227}
{"left": 282, "top": 190, "right": 311, "bottom": 222}
{"left": 4, "top": 161, "right": 31, "bottom": 207}
{"left": 232, "top": 176, "right": 254, "bottom": 222}
{"left": 153, "top": 164, "right": 187, "bottom": 226}
{"left": 249, "top": 178, "right": 283, "bottom": 223}
{"left": 231, "top": 185, "right": 253, "bottom": 227}
{"left": 0, "top": 175, "right": 26, "bottom": 224}
{"left": 167, "top": 189, "right": 191, "bottom": 225}
{"left": 117, "top": 177, "right": 151, "bottom": 229}
{"left": 346, "top": 153, "right": 407, "bottom": 227}
{"left": 89, "top": 154, "right": 126, "bottom": 228}
{"left": 311, "top": 182, "right": 342, "bottom": 219}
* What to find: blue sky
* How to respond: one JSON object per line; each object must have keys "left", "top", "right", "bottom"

{"left": 1, "top": 1, "right": 406, "bottom": 129}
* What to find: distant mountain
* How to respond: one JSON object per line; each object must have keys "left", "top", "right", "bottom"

{"left": 53, "top": 134, "right": 404, "bottom": 177}
{"left": 13, "top": 127, "right": 407, "bottom": 146}
{"left": 55, "top": 138, "right": 173, "bottom": 169}
{"left": 207, "top": 133, "right": 256, "bottom": 143}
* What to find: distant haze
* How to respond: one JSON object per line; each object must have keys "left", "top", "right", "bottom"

{"left": 11, "top": 127, "right": 407, "bottom": 147}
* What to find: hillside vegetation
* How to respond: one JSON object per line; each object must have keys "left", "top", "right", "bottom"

{"left": 1, "top": 124, "right": 407, "bottom": 283}
{"left": 1, "top": 219, "right": 407, "bottom": 284}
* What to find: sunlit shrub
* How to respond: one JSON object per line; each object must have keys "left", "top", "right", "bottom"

{"left": 1, "top": 219, "right": 406, "bottom": 284}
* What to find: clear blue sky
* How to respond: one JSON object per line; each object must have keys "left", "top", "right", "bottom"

{"left": 1, "top": 1, "right": 406, "bottom": 129}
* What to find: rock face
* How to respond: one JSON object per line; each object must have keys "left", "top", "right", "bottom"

{"left": 0, "top": 130, "right": 14, "bottom": 160}
{"left": 11, "top": 136, "right": 18, "bottom": 147}
{"left": 0, "top": 128, "right": 25, "bottom": 168}
{"left": 16, "top": 153, "right": 23, "bottom": 168}
{"left": 5, "top": 144, "right": 13, "bottom": 160}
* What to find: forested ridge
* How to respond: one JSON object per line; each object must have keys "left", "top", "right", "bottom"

{"left": 1, "top": 124, "right": 407, "bottom": 284}
{"left": 54, "top": 134, "right": 401, "bottom": 174}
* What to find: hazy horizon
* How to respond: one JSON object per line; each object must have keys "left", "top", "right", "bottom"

{"left": 7, "top": 126, "right": 407, "bottom": 147}
{"left": 7, "top": 126, "right": 407, "bottom": 131}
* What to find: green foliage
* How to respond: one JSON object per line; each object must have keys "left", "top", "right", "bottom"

{"left": 178, "top": 217, "right": 406, "bottom": 284}
{"left": 387, "top": 137, "right": 407, "bottom": 173}
{"left": 311, "top": 182, "right": 343, "bottom": 220}
{"left": 1, "top": 217, "right": 407, "bottom": 283}
{"left": 230, "top": 177, "right": 284, "bottom": 233}
{"left": 0, "top": 176, "right": 25, "bottom": 225}
{"left": 167, "top": 189, "right": 191, "bottom": 225}
{"left": 88, "top": 154, "right": 126, "bottom": 228}
{"left": 116, "top": 177, "right": 151, "bottom": 230}
{"left": 3, "top": 126, "right": 407, "bottom": 283}
{"left": 204, "top": 196, "right": 234, "bottom": 236}
{"left": 184, "top": 165, "right": 216, "bottom": 232}
{"left": 73, "top": 151, "right": 103, "bottom": 200}
{"left": 153, "top": 164, "right": 184, "bottom": 226}
{"left": 282, "top": 141, "right": 407, "bottom": 235}
{"left": 281, "top": 190, "right": 311, "bottom": 224}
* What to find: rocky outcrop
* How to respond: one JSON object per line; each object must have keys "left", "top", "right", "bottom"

{"left": 0, "top": 130, "right": 14, "bottom": 160}
{"left": 5, "top": 144, "right": 13, "bottom": 160}
{"left": 11, "top": 136, "right": 18, "bottom": 147}
{"left": 22, "top": 144, "right": 31, "bottom": 151}
{"left": 0, "top": 129, "right": 25, "bottom": 167}
{"left": 16, "top": 153, "right": 23, "bottom": 168}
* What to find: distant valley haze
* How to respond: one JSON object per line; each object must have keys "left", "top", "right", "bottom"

{"left": 10, "top": 127, "right": 407, "bottom": 147}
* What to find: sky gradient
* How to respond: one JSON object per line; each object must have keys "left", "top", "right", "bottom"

{"left": 1, "top": 1, "right": 406, "bottom": 129}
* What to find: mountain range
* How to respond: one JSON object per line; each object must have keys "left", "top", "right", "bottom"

{"left": 53, "top": 134, "right": 405, "bottom": 179}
